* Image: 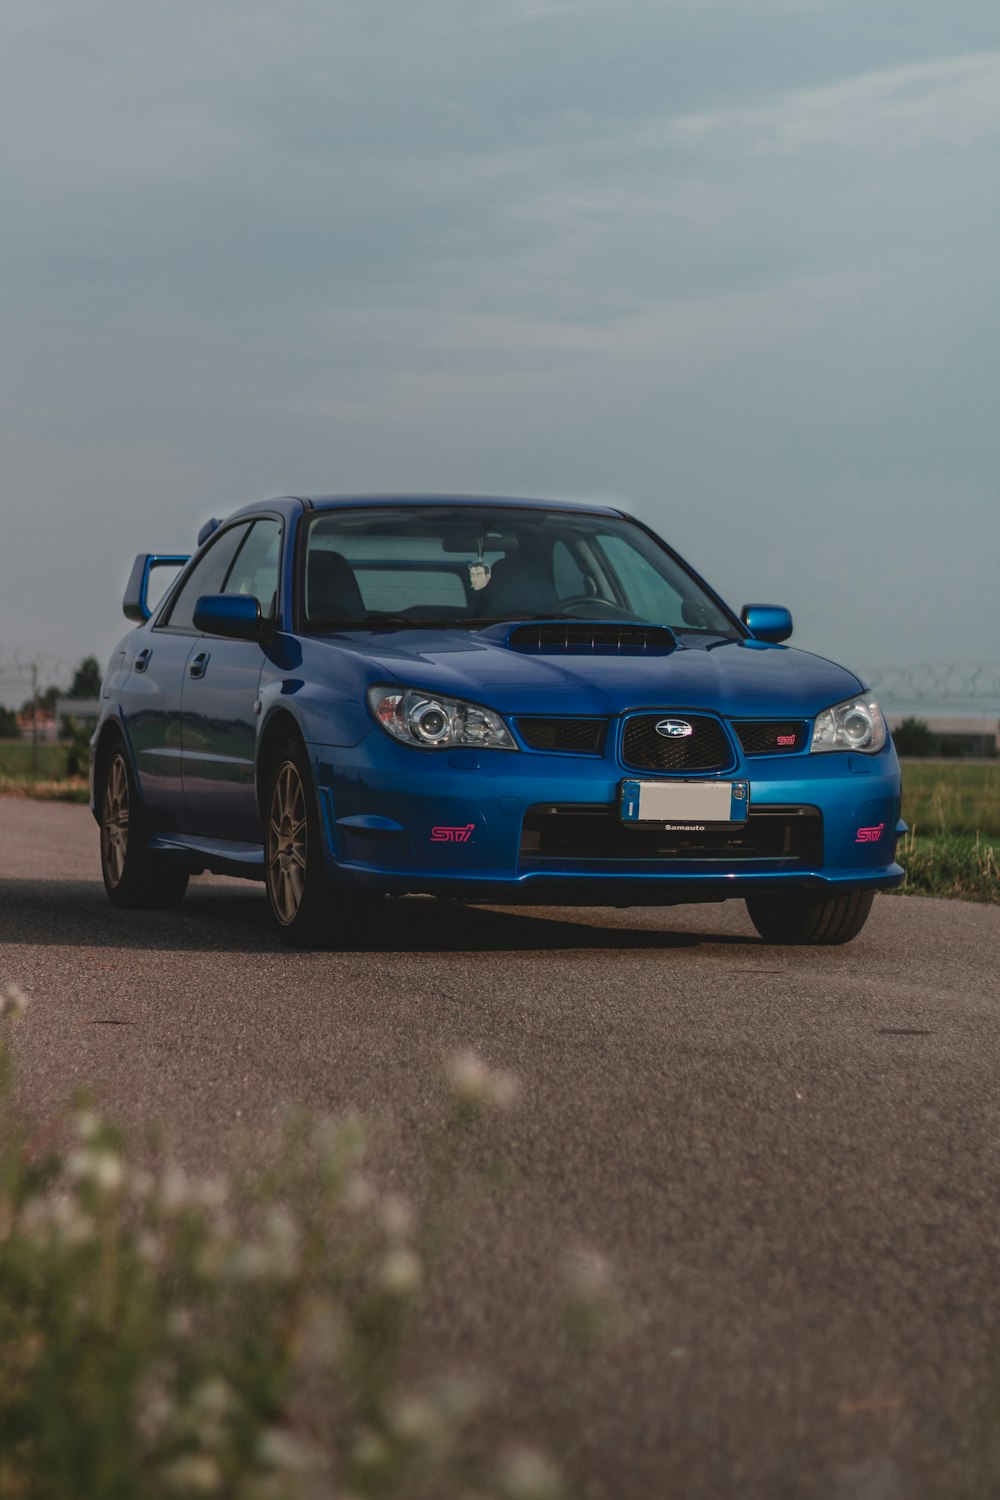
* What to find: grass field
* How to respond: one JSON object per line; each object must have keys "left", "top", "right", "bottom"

{"left": 1, "top": 742, "right": 997, "bottom": 901}
{"left": 894, "top": 760, "right": 1000, "bottom": 903}
{"left": 0, "top": 740, "right": 88, "bottom": 802}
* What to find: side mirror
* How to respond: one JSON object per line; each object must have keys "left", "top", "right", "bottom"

{"left": 741, "top": 604, "right": 793, "bottom": 643}
{"left": 192, "top": 594, "right": 264, "bottom": 640}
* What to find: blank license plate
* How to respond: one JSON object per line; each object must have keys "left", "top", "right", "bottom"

{"left": 620, "top": 779, "right": 749, "bottom": 825}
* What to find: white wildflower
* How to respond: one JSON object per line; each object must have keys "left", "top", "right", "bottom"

{"left": 72, "top": 1107, "right": 101, "bottom": 1142}
{"left": 138, "top": 1379, "right": 174, "bottom": 1442}
{"left": 163, "top": 1453, "right": 222, "bottom": 1494}
{"left": 167, "top": 1308, "right": 193, "bottom": 1339}
{"left": 446, "top": 1049, "right": 518, "bottom": 1109}
{"left": 497, "top": 1444, "right": 564, "bottom": 1500}
{"left": 343, "top": 1174, "right": 376, "bottom": 1213}
{"left": 0, "top": 983, "right": 29, "bottom": 1020}
{"left": 160, "top": 1164, "right": 191, "bottom": 1214}
{"left": 136, "top": 1231, "right": 163, "bottom": 1267}
{"left": 191, "top": 1377, "right": 233, "bottom": 1422}
{"left": 66, "top": 1146, "right": 123, "bottom": 1193}
{"left": 379, "top": 1192, "right": 415, "bottom": 1240}
{"left": 388, "top": 1393, "right": 447, "bottom": 1450}
{"left": 378, "top": 1246, "right": 423, "bottom": 1296}
{"left": 351, "top": 1428, "right": 390, "bottom": 1474}
{"left": 128, "top": 1168, "right": 155, "bottom": 1200}
{"left": 264, "top": 1204, "right": 300, "bottom": 1278}
{"left": 563, "top": 1247, "right": 612, "bottom": 1299}
{"left": 195, "top": 1175, "right": 229, "bottom": 1211}
{"left": 258, "top": 1427, "right": 321, "bottom": 1475}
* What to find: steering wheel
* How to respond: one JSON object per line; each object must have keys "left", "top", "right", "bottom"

{"left": 552, "top": 596, "right": 648, "bottom": 621}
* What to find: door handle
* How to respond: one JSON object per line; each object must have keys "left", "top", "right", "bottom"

{"left": 134, "top": 648, "right": 152, "bottom": 673}
{"left": 189, "top": 652, "right": 210, "bottom": 679}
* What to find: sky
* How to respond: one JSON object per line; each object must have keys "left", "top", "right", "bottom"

{"left": 2, "top": 0, "right": 998, "bottom": 708}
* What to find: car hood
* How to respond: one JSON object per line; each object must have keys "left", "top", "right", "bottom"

{"left": 326, "top": 627, "right": 866, "bottom": 718}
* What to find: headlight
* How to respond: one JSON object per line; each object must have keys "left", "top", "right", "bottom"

{"left": 367, "top": 685, "right": 517, "bottom": 750}
{"left": 811, "top": 695, "right": 887, "bottom": 754}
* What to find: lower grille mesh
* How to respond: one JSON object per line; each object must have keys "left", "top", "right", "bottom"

{"left": 519, "top": 805, "right": 822, "bottom": 864}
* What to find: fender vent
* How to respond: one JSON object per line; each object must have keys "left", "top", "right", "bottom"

{"left": 508, "top": 622, "right": 675, "bottom": 655}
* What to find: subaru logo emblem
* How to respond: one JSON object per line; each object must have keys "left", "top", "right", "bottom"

{"left": 655, "top": 719, "right": 694, "bottom": 738}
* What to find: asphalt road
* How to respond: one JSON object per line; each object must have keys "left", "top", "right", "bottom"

{"left": 3, "top": 797, "right": 1000, "bottom": 1500}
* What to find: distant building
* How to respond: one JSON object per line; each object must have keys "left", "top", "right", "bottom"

{"left": 15, "top": 708, "right": 58, "bottom": 741}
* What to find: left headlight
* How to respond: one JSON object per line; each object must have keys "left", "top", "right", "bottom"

{"left": 367, "top": 685, "right": 517, "bottom": 750}
{"left": 811, "top": 694, "right": 887, "bottom": 754}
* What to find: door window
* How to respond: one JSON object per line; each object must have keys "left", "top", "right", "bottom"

{"left": 223, "top": 519, "right": 282, "bottom": 619}
{"left": 158, "top": 524, "right": 252, "bottom": 632}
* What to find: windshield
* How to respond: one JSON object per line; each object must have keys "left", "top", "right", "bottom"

{"left": 301, "top": 506, "right": 739, "bottom": 636}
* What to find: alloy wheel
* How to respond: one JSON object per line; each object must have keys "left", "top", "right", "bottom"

{"left": 102, "top": 753, "right": 130, "bottom": 888}
{"left": 267, "top": 760, "right": 308, "bottom": 924}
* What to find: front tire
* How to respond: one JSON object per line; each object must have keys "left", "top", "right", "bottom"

{"left": 264, "top": 738, "right": 375, "bottom": 949}
{"left": 745, "top": 888, "right": 875, "bottom": 946}
{"left": 99, "top": 743, "right": 189, "bottom": 909}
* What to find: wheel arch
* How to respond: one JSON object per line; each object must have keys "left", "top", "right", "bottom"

{"left": 91, "top": 715, "right": 133, "bottom": 817}
{"left": 256, "top": 708, "right": 308, "bottom": 824}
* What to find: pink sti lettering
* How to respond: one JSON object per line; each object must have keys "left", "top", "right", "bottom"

{"left": 431, "top": 824, "right": 475, "bottom": 844}
{"left": 855, "top": 823, "right": 884, "bottom": 843}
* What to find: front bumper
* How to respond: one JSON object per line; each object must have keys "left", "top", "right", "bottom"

{"left": 305, "top": 727, "right": 904, "bottom": 904}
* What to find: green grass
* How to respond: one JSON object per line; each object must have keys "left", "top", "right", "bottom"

{"left": 895, "top": 760, "right": 1000, "bottom": 903}
{"left": 0, "top": 740, "right": 89, "bottom": 803}
{"left": 900, "top": 760, "right": 1000, "bottom": 840}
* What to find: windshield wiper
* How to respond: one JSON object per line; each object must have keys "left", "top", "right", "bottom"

{"left": 309, "top": 614, "right": 463, "bottom": 631}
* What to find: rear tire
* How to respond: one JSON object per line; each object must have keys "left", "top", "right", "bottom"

{"left": 745, "top": 888, "right": 875, "bottom": 946}
{"left": 99, "top": 742, "right": 189, "bottom": 909}
{"left": 264, "top": 738, "right": 376, "bottom": 949}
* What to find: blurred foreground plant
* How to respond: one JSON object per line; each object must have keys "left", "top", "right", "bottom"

{"left": 0, "top": 988, "right": 576, "bottom": 1500}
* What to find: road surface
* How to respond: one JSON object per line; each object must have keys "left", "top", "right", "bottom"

{"left": 2, "top": 797, "right": 999, "bottom": 1499}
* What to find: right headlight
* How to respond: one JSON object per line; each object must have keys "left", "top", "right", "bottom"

{"left": 811, "top": 695, "right": 887, "bottom": 754}
{"left": 367, "top": 685, "right": 517, "bottom": 750}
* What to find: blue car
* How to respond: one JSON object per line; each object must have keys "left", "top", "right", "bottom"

{"left": 92, "top": 495, "right": 904, "bottom": 947}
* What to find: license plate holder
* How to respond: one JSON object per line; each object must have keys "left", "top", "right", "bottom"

{"left": 620, "top": 779, "right": 750, "bottom": 826}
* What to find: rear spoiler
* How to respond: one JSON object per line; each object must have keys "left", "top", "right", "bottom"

{"left": 123, "top": 553, "right": 190, "bottom": 622}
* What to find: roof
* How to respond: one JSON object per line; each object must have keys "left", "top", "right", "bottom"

{"left": 301, "top": 493, "right": 625, "bottom": 517}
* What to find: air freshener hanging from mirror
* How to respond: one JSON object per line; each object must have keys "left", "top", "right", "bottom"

{"left": 468, "top": 539, "right": 492, "bottom": 592}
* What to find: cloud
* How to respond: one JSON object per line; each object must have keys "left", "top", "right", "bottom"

{"left": 669, "top": 51, "right": 1000, "bottom": 155}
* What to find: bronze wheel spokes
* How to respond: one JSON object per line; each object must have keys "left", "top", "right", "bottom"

{"left": 102, "top": 753, "right": 130, "bottom": 887}
{"left": 267, "top": 761, "right": 308, "bottom": 924}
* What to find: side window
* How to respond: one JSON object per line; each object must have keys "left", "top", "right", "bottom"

{"left": 158, "top": 524, "right": 252, "bottom": 632}
{"left": 223, "top": 519, "right": 282, "bottom": 619}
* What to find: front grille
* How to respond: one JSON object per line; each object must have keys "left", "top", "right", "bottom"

{"left": 733, "top": 720, "right": 808, "bottom": 755}
{"left": 508, "top": 623, "right": 675, "bottom": 655}
{"left": 622, "top": 714, "right": 732, "bottom": 772}
{"left": 519, "top": 804, "right": 822, "bottom": 864}
{"left": 516, "top": 717, "right": 608, "bottom": 754}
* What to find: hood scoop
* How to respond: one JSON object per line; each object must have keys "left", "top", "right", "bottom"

{"left": 506, "top": 621, "right": 676, "bottom": 655}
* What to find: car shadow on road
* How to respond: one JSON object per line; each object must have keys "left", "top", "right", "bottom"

{"left": 0, "top": 877, "right": 757, "bottom": 954}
